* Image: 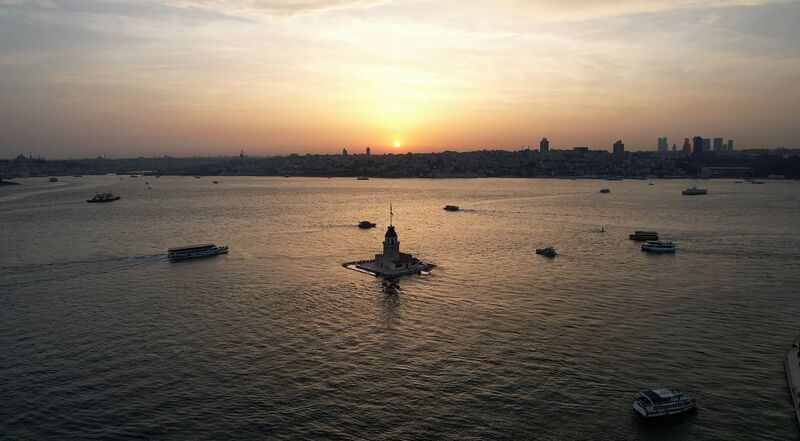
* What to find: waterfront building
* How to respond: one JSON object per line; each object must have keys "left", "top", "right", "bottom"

{"left": 692, "top": 136, "right": 704, "bottom": 158}
{"left": 342, "top": 148, "right": 348, "bottom": 156}
{"left": 727, "top": 139, "right": 734, "bottom": 152}
{"left": 702, "top": 138, "right": 711, "bottom": 152}
{"left": 713, "top": 137, "right": 724, "bottom": 153}
{"left": 366, "top": 147, "right": 371, "bottom": 156}
{"left": 353, "top": 206, "right": 433, "bottom": 278}
{"left": 657, "top": 137, "right": 669, "bottom": 153}
{"left": 613, "top": 140, "right": 624, "bottom": 157}
{"left": 682, "top": 138, "right": 691, "bottom": 156}
{"left": 540, "top": 137, "right": 550, "bottom": 153}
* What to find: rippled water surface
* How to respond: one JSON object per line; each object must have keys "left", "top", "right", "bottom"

{"left": 2, "top": 176, "right": 799, "bottom": 440}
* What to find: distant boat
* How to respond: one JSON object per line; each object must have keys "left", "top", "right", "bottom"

{"left": 735, "top": 180, "right": 744, "bottom": 183}
{"left": 750, "top": 180, "right": 765, "bottom": 184}
{"left": 48, "top": 177, "right": 58, "bottom": 182}
{"left": 357, "top": 176, "right": 370, "bottom": 180}
{"left": 130, "top": 175, "right": 138, "bottom": 178}
{"left": 641, "top": 241, "right": 677, "bottom": 253}
{"left": 682, "top": 186, "right": 708, "bottom": 195}
{"left": 444, "top": 205, "right": 460, "bottom": 211}
{"left": 633, "top": 388, "right": 696, "bottom": 418}
{"left": 194, "top": 176, "right": 202, "bottom": 179}
{"left": 73, "top": 175, "right": 83, "bottom": 177}
{"left": 535, "top": 247, "right": 557, "bottom": 257}
{"left": 87, "top": 192, "right": 121, "bottom": 203}
{"left": 213, "top": 180, "right": 219, "bottom": 184}
{"left": 284, "top": 174, "right": 291, "bottom": 178}
{"left": 600, "top": 188, "right": 611, "bottom": 193}
{"left": 648, "top": 182, "right": 655, "bottom": 186}
{"left": 629, "top": 231, "right": 659, "bottom": 241}
{"left": 168, "top": 244, "right": 228, "bottom": 261}
{"left": 358, "top": 221, "right": 376, "bottom": 229}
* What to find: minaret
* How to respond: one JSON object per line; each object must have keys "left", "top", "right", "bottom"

{"left": 382, "top": 204, "right": 400, "bottom": 261}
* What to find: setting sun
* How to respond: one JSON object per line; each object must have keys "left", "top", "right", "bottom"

{"left": 394, "top": 140, "right": 402, "bottom": 149}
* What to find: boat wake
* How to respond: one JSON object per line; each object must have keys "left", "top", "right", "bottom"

{"left": 0, "top": 254, "right": 167, "bottom": 290}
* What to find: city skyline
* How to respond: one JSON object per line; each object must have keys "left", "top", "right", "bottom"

{"left": 2, "top": 0, "right": 800, "bottom": 158}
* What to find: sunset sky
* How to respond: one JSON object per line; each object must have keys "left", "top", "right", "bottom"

{"left": 1, "top": 0, "right": 799, "bottom": 158}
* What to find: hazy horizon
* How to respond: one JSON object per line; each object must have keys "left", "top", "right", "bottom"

{"left": 2, "top": 0, "right": 800, "bottom": 158}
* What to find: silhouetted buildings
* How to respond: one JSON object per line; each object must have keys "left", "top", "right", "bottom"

{"left": 613, "top": 140, "right": 625, "bottom": 157}
{"left": 693, "top": 136, "right": 704, "bottom": 158}
{"left": 702, "top": 138, "right": 711, "bottom": 152}
{"left": 540, "top": 137, "right": 550, "bottom": 154}
{"left": 366, "top": 147, "right": 371, "bottom": 156}
{"left": 682, "top": 138, "right": 691, "bottom": 156}
{"left": 727, "top": 139, "right": 734, "bottom": 152}
{"left": 342, "top": 148, "right": 348, "bottom": 156}
{"left": 713, "top": 137, "right": 724, "bottom": 153}
{"left": 657, "top": 137, "right": 669, "bottom": 153}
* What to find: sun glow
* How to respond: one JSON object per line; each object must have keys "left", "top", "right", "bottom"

{"left": 394, "top": 140, "right": 402, "bottom": 148}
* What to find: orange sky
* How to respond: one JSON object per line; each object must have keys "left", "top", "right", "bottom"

{"left": 1, "top": 0, "right": 799, "bottom": 158}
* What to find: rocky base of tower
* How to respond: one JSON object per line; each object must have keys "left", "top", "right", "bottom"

{"left": 343, "top": 260, "right": 435, "bottom": 279}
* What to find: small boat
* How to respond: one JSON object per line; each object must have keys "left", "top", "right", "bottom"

{"left": 358, "top": 221, "right": 376, "bottom": 229}
{"left": 130, "top": 175, "right": 138, "bottom": 178}
{"left": 599, "top": 188, "right": 611, "bottom": 193}
{"left": 633, "top": 388, "right": 697, "bottom": 418}
{"left": 168, "top": 244, "right": 228, "bottom": 261}
{"left": 357, "top": 176, "right": 370, "bottom": 180}
{"left": 87, "top": 192, "right": 121, "bottom": 203}
{"left": 213, "top": 180, "right": 219, "bottom": 184}
{"left": 682, "top": 186, "right": 707, "bottom": 195}
{"left": 641, "top": 241, "right": 677, "bottom": 253}
{"left": 284, "top": 174, "right": 291, "bottom": 178}
{"left": 648, "top": 182, "right": 655, "bottom": 186}
{"left": 629, "top": 231, "right": 659, "bottom": 241}
{"left": 444, "top": 205, "right": 460, "bottom": 211}
{"left": 48, "top": 177, "right": 58, "bottom": 182}
{"left": 73, "top": 175, "right": 83, "bottom": 177}
{"left": 750, "top": 180, "right": 765, "bottom": 184}
{"left": 535, "top": 247, "right": 557, "bottom": 257}
{"left": 735, "top": 180, "right": 744, "bottom": 183}
{"left": 194, "top": 176, "right": 202, "bottom": 179}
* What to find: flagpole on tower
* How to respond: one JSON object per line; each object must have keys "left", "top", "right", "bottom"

{"left": 389, "top": 204, "right": 393, "bottom": 227}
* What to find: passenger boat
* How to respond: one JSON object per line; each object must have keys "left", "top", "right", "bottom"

{"left": 750, "top": 180, "right": 765, "bottom": 184}
{"left": 49, "top": 177, "right": 58, "bottom": 182}
{"left": 444, "top": 205, "right": 460, "bottom": 211}
{"left": 357, "top": 176, "right": 370, "bottom": 180}
{"left": 600, "top": 188, "right": 611, "bottom": 193}
{"left": 535, "top": 247, "right": 557, "bottom": 257}
{"left": 358, "top": 220, "right": 376, "bottom": 229}
{"left": 641, "top": 241, "right": 677, "bottom": 253}
{"left": 86, "top": 192, "right": 121, "bottom": 203}
{"left": 167, "top": 244, "right": 228, "bottom": 261}
{"left": 629, "top": 231, "right": 659, "bottom": 241}
{"left": 633, "top": 388, "right": 697, "bottom": 418}
{"left": 682, "top": 186, "right": 708, "bottom": 195}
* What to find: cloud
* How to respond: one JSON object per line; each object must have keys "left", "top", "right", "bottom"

{"left": 165, "top": 0, "right": 394, "bottom": 16}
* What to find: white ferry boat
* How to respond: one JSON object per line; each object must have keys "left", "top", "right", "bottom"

{"left": 629, "top": 231, "right": 659, "bottom": 241}
{"left": 682, "top": 186, "right": 708, "bottom": 195}
{"left": 633, "top": 388, "right": 697, "bottom": 418}
{"left": 641, "top": 241, "right": 677, "bottom": 253}
{"left": 168, "top": 244, "right": 228, "bottom": 261}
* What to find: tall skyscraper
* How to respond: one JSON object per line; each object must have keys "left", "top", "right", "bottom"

{"left": 366, "top": 147, "right": 371, "bottom": 156}
{"left": 682, "top": 138, "right": 691, "bottom": 156}
{"left": 713, "top": 137, "right": 724, "bottom": 153}
{"left": 539, "top": 137, "right": 549, "bottom": 153}
{"left": 657, "top": 137, "right": 668, "bottom": 153}
{"left": 342, "top": 148, "right": 348, "bottom": 156}
{"left": 692, "top": 136, "right": 704, "bottom": 158}
{"left": 613, "top": 140, "right": 624, "bottom": 157}
{"left": 702, "top": 138, "right": 711, "bottom": 152}
{"left": 727, "top": 139, "right": 734, "bottom": 152}
{"left": 672, "top": 144, "right": 677, "bottom": 153}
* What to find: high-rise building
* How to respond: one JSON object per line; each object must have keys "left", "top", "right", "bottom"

{"left": 657, "top": 137, "right": 669, "bottom": 153}
{"left": 366, "top": 147, "right": 371, "bottom": 156}
{"left": 692, "top": 136, "right": 704, "bottom": 158}
{"left": 539, "top": 137, "right": 549, "bottom": 153}
{"left": 342, "top": 148, "right": 348, "bottom": 156}
{"left": 672, "top": 144, "right": 677, "bottom": 153}
{"left": 727, "top": 139, "right": 734, "bottom": 152}
{"left": 713, "top": 137, "right": 724, "bottom": 153}
{"left": 613, "top": 140, "right": 624, "bottom": 156}
{"left": 702, "top": 138, "right": 711, "bottom": 152}
{"left": 682, "top": 138, "right": 691, "bottom": 156}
